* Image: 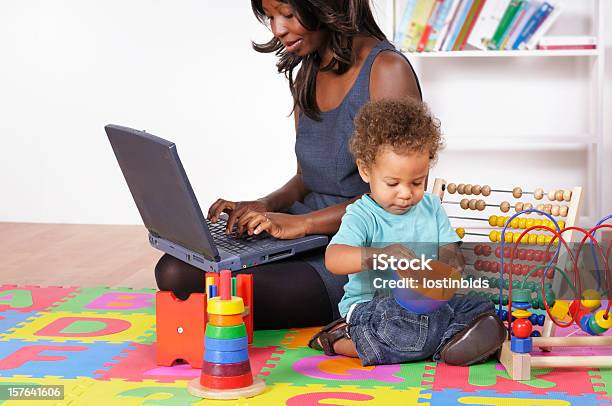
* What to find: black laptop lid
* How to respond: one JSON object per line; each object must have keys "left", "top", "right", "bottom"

{"left": 105, "top": 124, "right": 219, "bottom": 260}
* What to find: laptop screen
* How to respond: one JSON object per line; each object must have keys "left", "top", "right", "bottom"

{"left": 105, "top": 124, "right": 219, "bottom": 260}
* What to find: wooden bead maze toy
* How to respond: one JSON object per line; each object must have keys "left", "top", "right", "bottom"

{"left": 432, "top": 178, "right": 612, "bottom": 378}
{"left": 497, "top": 213, "right": 612, "bottom": 380}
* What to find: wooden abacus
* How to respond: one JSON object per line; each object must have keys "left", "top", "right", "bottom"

{"left": 433, "top": 179, "right": 582, "bottom": 249}
{"left": 431, "top": 178, "right": 609, "bottom": 380}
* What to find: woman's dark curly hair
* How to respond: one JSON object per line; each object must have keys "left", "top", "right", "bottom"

{"left": 350, "top": 98, "right": 443, "bottom": 167}
{"left": 251, "top": 0, "right": 386, "bottom": 121}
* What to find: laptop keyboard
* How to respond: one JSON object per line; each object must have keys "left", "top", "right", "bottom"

{"left": 206, "top": 218, "right": 274, "bottom": 255}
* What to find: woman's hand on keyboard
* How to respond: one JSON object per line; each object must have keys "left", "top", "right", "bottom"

{"left": 236, "top": 211, "right": 307, "bottom": 240}
{"left": 207, "top": 199, "right": 268, "bottom": 233}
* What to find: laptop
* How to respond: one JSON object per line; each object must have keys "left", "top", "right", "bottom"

{"left": 105, "top": 124, "right": 328, "bottom": 272}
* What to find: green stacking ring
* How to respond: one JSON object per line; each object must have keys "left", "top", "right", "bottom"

{"left": 588, "top": 315, "right": 607, "bottom": 334}
{"left": 512, "top": 289, "right": 531, "bottom": 303}
{"left": 205, "top": 323, "right": 247, "bottom": 340}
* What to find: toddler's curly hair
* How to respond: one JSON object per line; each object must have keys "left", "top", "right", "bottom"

{"left": 350, "top": 98, "right": 443, "bottom": 167}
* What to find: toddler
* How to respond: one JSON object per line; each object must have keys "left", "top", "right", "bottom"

{"left": 308, "top": 98, "right": 506, "bottom": 366}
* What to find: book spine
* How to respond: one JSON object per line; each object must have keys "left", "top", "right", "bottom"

{"left": 444, "top": 0, "right": 473, "bottom": 51}
{"left": 436, "top": 0, "right": 464, "bottom": 51}
{"left": 524, "top": 2, "right": 560, "bottom": 50}
{"left": 488, "top": 0, "right": 522, "bottom": 50}
{"left": 537, "top": 44, "right": 596, "bottom": 50}
{"left": 456, "top": 0, "right": 487, "bottom": 51}
{"left": 512, "top": 1, "right": 552, "bottom": 49}
{"left": 418, "top": 0, "right": 445, "bottom": 52}
{"left": 403, "top": 0, "right": 437, "bottom": 51}
{"left": 501, "top": 0, "right": 531, "bottom": 50}
{"left": 466, "top": 0, "right": 500, "bottom": 50}
{"left": 394, "top": 0, "right": 419, "bottom": 46}
{"left": 507, "top": 1, "right": 541, "bottom": 50}
{"left": 426, "top": 0, "right": 455, "bottom": 52}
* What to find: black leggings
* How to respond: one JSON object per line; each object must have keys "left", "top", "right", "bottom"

{"left": 155, "top": 254, "right": 334, "bottom": 330}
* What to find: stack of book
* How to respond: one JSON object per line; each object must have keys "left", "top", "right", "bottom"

{"left": 395, "top": 0, "right": 575, "bottom": 53}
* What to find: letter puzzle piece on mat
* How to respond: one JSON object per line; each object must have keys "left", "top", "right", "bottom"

{"left": 0, "top": 311, "right": 155, "bottom": 344}
{"left": 251, "top": 329, "right": 291, "bottom": 348}
{"left": 280, "top": 327, "right": 325, "bottom": 349}
{"left": 0, "top": 285, "right": 79, "bottom": 313}
{"left": 589, "top": 369, "right": 612, "bottom": 403}
{"left": 93, "top": 342, "right": 282, "bottom": 383}
{"left": 258, "top": 346, "right": 433, "bottom": 389}
{"left": 427, "top": 359, "right": 604, "bottom": 396}
{"left": 77, "top": 378, "right": 205, "bottom": 405}
{"left": 0, "top": 311, "right": 40, "bottom": 335}
{"left": 420, "top": 388, "right": 603, "bottom": 406}
{"left": 249, "top": 384, "right": 428, "bottom": 406}
{"left": 0, "top": 339, "right": 132, "bottom": 378}
{"left": 51, "top": 287, "right": 156, "bottom": 315}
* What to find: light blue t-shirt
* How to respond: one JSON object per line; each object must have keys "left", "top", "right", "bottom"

{"left": 329, "top": 193, "right": 460, "bottom": 317}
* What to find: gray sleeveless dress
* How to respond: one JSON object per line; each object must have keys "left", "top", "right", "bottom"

{"left": 287, "top": 40, "right": 422, "bottom": 319}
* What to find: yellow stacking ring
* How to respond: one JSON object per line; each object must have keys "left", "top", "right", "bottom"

{"left": 512, "top": 309, "right": 532, "bottom": 318}
{"left": 594, "top": 310, "right": 612, "bottom": 330}
{"left": 207, "top": 296, "right": 245, "bottom": 316}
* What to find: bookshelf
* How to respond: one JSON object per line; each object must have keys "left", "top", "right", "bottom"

{"left": 389, "top": 0, "right": 605, "bottom": 226}
{"left": 408, "top": 49, "right": 600, "bottom": 58}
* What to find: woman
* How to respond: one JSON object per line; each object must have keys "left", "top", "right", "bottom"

{"left": 155, "top": 0, "right": 422, "bottom": 329}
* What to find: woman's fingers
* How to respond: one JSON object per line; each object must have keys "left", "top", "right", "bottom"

{"left": 235, "top": 210, "right": 259, "bottom": 236}
{"left": 254, "top": 217, "right": 273, "bottom": 235}
{"left": 207, "top": 199, "right": 223, "bottom": 220}
{"left": 226, "top": 206, "right": 251, "bottom": 233}
{"left": 208, "top": 199, "right": 235, "bottom": 222}
{"left": 246, "top": 214, "right": 271, "bottom": 236}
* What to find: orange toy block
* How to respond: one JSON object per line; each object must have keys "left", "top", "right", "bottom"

{"left": 156, "top": 291, "right": 206, "bottom": 368}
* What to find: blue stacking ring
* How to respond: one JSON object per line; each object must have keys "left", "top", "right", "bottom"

{"left": 204, "top": 349, "right": 249, "bottom": 364}
{"left": 205, "top": 336, "right": 248, "bottom": 352}
{"left": 513, "top": 301, "right": 531, "bottom": 310}
{"left": 580, "top": 315, "right": 597, "bottom": 336}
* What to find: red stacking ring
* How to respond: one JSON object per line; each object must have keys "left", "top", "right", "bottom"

{"left": 202, "top": 361, "right": 251, "bottom": 377}
{"left": 200, "top": 372, "right": 254, "bottom": 390}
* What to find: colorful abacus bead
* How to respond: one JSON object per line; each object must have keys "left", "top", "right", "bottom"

{"left": 534, "top": 188, "right": 544, "bottom": 200}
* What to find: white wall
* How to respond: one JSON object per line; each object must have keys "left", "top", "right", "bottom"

{"left": 0, "top": 1, "right": 609, "bottom": 226}
{"left": 1, "top": 1, "right": 297, "bottom": 224}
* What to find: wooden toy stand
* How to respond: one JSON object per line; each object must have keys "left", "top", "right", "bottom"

{"left": 156, "top": 272, "right": 254, "bottom": 368}
{"left": 433, "top": 178, "right": 612, "bottom": 380}
{"left": 499, "top": 336, "right": 612, "bottom": 380}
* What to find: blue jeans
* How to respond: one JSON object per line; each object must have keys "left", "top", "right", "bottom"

{"left": 347, "top": 294, "right": 495, "bottom": 366}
